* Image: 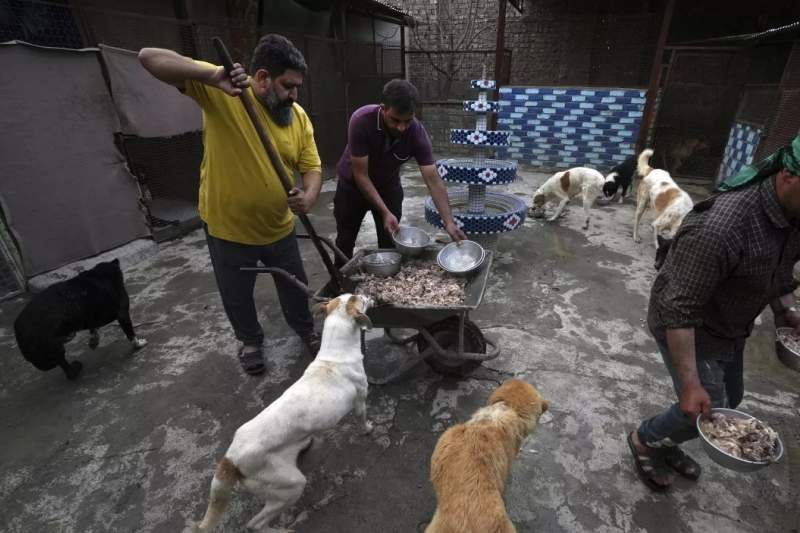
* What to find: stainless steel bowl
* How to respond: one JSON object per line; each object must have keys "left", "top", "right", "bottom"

{"left": 696, "top": 408, "right": 784, "bottom": 473}
{"left": 361, "top": 251, "right": 401, "bottom": 277}
{"left": 775, "top": 327, "right": 800, "bottom": 372}
{"left": 437, "top": 240, "right": 485, "bottom": 276}
{"left": 392, "top": 226, "right": 431, "bottom": 257}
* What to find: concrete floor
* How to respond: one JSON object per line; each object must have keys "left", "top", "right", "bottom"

{"left": 1, "top": 167, "right": 798, "bottom": 533}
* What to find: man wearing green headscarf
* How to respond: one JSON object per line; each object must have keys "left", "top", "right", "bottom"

{"left": 626, "top": 135, "right": 800, "bottom": 492}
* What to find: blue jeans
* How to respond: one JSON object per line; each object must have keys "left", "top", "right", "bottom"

{"left": 637, "top": 339, "right": 744, "bottom": 447}
{"left": 204, "top": 227, "right": 314, "bottom": 346}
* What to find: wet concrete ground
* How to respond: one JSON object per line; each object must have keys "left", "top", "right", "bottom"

{"left": 1, "top": 167, "right": 798, "bottom": 533}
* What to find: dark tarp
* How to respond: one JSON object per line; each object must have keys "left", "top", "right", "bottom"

{"left": 0, "top": 41, "right": 149, "bottom": 276}
{"left": 99, "top": 44, "right": 201, "bottom": 137}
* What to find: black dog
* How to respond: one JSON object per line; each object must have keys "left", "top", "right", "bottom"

{"left": 602, "top": 155, "right": 637, "bottom": 202}
{"left": 14, "top": 259, "right": 146, "bottom": 380}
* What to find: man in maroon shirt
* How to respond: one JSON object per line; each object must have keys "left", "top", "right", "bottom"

{"left": 334, "top": 79, "right": 465, "bottom": 264}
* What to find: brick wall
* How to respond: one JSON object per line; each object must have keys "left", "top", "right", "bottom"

{"left": 418, "top": 102, "right": 477, "bottom": 157}
{"left": 497, "top": 86, "right": 644, "bottom": 171}
{"left": 401, "top": 0, "right": 656, "bottom": 92}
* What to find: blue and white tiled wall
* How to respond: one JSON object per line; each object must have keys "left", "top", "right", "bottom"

{"left": 718, "top": 122, "right": 762, "bottom": 183}
{"left": 497, "top": 87, "right": 646, "bottom": 171}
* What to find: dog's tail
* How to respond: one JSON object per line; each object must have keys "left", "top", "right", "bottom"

{"left": 192, "top": 457, "right": 243, "bottom": 533}
{"left": 637, "top": 148, "right": 654, "bottom": 178}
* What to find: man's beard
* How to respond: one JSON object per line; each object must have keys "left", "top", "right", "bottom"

{"left": 259, "top": 88, "right": 294, "bottom": 126}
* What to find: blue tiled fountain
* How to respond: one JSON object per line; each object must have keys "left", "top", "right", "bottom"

{"left": 424, "top": 74, "right": 527, "bottom": 248}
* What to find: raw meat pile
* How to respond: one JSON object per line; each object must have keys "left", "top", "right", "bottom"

{"left": 699, "top": 413, "right": 780, "bottom": 462}
{"left": 356, "top": 261, "right": 465, "bottom": 306}
{"left": 777, "top": 329, "right": 800, "bottom": 353}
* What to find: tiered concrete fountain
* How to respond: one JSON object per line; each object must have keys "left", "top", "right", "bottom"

{"left": 424, "top": 72, "right": 526, "bottom": 248}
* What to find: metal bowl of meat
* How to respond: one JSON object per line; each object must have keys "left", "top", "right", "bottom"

{"left": 437, "top": 240, "right": 485, "bottom": 276}
{"left": 361, "top": 251, "right": 402, "bottom": 278}
{"left": 775, "top": 327, "right": 800, "bottom": 372}
{"left": 392, "top": 226, "right": 431, "bottom": 257}
{"left": 696, "top": 408, "right": 783, "bottom": 472}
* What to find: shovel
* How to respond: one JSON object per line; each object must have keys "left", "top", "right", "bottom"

{"left": 211, "top": 37, "right": 347, "bottom": 294}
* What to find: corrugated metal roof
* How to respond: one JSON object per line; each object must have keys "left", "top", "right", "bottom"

{"left": 349, "top": 0, "right": 412, "bottom": 21}
{"left": 676, "top": 20, "right": 800, "bottom": 46}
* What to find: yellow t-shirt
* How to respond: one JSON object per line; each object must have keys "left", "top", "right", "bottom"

{"left": 184, "top": 63, "right": 322, "bottom": 245}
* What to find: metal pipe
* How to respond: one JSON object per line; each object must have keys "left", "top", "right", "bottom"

{"left": 492, "top": 0, "right": 508, "bottom": 130}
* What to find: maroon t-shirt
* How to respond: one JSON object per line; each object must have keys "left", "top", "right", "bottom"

{"left": 336, "top": 104, "right": 434, "bottom": 192}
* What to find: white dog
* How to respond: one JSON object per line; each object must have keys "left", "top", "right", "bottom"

{"left": 633, "top": 148, "right": 694, "bottom": 251}
{"left": 190, "top": 294, "right": 373, "bottom": 533}
{"left": 531, "top": 167, "right": 605, "bottom": 229}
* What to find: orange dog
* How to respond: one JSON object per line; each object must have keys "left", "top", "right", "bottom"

{"left": 426, "top": 379, "right": 549, "bottom": 533}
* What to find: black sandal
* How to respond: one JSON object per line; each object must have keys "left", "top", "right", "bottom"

{"left": 238, "top": 346, "right": 266, "bottom": 375}
{"left": 663, "top": 446, "right": 701, "bottom": 480}
{"left": 627, "top": 432, "right": 672, "bottom": 492}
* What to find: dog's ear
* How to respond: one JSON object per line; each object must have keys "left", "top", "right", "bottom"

{"left": 345, "top": 295, "right": 372, "bottom": 330}
{"left": 112, "top": 258, "right": 120, "bottom": 266}
{"left": 541, "top": 399, "right": 550, "bottom": 413}
{"left": 312, "top": 299, "right": 336, "bottom": 316}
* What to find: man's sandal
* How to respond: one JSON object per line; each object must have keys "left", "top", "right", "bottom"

{"left": 663, "top": 446, "right": 701, "bottom": 480}
{"left": 238, "top": 346, "right": 266, "bottom": 375}
{"left": 627, "top": 432, "right": 672, "bottom": 492}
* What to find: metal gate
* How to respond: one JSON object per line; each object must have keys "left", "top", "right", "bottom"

{"left": 652, "top": 48, "right": 743, "bottom": 180}
{"left": 755, "top": 42, "right": 800, "bottom": 159}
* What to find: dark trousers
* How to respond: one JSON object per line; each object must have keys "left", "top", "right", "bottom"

{"left": 333, "top": 181, "right": 403, "bottom": 267}
{"left": 204, "top": 227, "right": 314, "bottom": 346}
{"left": 637, "top": 338, "right": 744, "bottom": 447}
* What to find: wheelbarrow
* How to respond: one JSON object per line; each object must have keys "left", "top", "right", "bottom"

{"left": 315, "top": 247, "right": 499, "bottom": 378}
{"left": 243, "top": 243, "right": 499, "bottom": 381}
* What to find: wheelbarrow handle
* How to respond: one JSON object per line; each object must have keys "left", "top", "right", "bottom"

{"left": 212, "top": 36, "right": 344, "bottom": 293}
{"left": 239, "top": 266, "right": 327, "bottom": 302}
{"left": 296, "top": 234, "right": 349, "bottom": 265}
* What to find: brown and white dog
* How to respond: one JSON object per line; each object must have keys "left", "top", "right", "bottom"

{"left": 190, "top": 294, "right": 373, "bottom": 533}
{"left": 426, "top": 379, "right": 549, "bottom": 533}
{"left": 531, "top": 167, "right": 605, "bottom": 229}
{"left": 633, "top": 148, "right": 694, "bottom": 267}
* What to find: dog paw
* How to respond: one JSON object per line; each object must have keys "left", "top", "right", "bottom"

{"left": 183, "top": 518, "right": 204, "bottom": 533}
{"left": 131, "top": 338, "right": 148, "bottom": 350}
{"left": 363, "top": 421, "right": 374, "bottom": 435}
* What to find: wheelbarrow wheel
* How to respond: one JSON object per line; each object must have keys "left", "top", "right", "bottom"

{"left": 418, "top": 317, "right": 486, "bottom": 377}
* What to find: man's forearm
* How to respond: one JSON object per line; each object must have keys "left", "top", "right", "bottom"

{"left": 665, "top": 328, "right": 701, "bottom": 387}
{"left": 353, "top": 173, "right": 390, "bottom": 215}
{"left": 426, "top": 174, "right": 457, "bottom": 226}
{"left": 138, "top": 48, "right": 214, "bottom": 88}
{"left": 301, "top": 171, "right": 322, "bottom": 205}
{"left": 770, "top": 292, "right": 795, "bottom": 314}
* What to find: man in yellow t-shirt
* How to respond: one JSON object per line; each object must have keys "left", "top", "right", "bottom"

{"left": 138, "top": 35, "right": 321, "bottom": 375}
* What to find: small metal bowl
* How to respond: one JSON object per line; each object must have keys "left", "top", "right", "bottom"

{"left": 392, "top": 226, "right": 431, "bottom": 257}
{"left": 775, "top": 327, "right": 800, "bottom": 372}
{"left": 437, "top": 240, "right": 485, "bottom": 276}
{"left": 361, "top": 251, "right": 401, "bottom": 277}
{"left": 696, "top": 408, "right": 784, "bottom": 473}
